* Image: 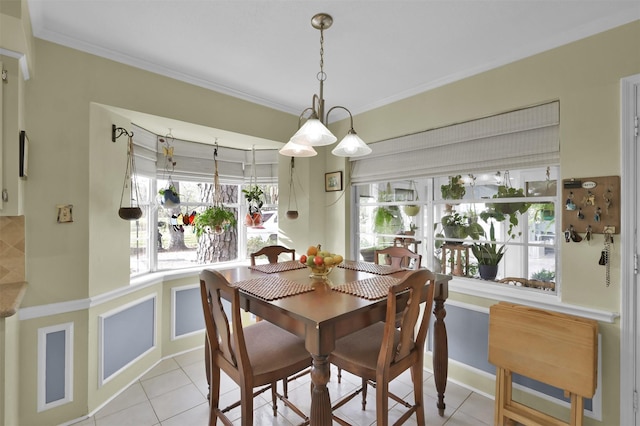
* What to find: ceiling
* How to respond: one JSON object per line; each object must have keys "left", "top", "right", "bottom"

{"left": 27, "top": 1, "right": 640, "bottom": 149}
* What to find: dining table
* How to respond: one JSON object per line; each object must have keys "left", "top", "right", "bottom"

{"left": 210, "top": 260, "right": 451, "bottom": 425}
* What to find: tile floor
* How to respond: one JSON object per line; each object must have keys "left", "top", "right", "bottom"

{"left": 72, "top": 348, "right": 494, "bottom": 425}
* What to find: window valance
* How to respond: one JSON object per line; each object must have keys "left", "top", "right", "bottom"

{"left": 350, "top": 101, "right": 559, "bottom": 184}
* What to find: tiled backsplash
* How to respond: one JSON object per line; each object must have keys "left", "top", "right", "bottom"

{"left": 0, "top": 216, "right": 25, "bottom": 284}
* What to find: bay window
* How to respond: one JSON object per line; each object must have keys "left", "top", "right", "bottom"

{"left": 127, "top": 125, "right": 278, "bottom": 277}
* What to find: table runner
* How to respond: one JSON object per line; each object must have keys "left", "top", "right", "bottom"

{"left": 248, "top": 260, "right": 306, "bottom": 274}
{"left": 337, "top": 260, "right": 404, "bottom": 275}
{"left": 332, "top": 276, "right": 401, "bottom": 300}
{"left": 231, "top": 276, "right": 313, "bottom": 301}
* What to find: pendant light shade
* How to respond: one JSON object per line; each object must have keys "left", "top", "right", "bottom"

{"left": 290, "top": 118, "right": 337, "bottom": 146}
{"left": 331, "top": 130, "right": 372, "bottom": 157}
{"left": 279, "top": 13, "right": 370, "bottom": 159}
{"left": 279, "top": 140, "right": 318, "bottom": 157}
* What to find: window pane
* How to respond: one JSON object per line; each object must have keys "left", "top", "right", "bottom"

{"left": 354, "top": 167, "right": 558, "bottom": 294}
{"left": 157, "top": 179, "right": 239, "bottom": 270}
{"left": 130, "top": 176, "right": 151, "bottom": 275}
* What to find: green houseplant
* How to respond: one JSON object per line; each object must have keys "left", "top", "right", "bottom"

{"left": 242, "top": 185, "right": 264, "bottom": 227}
{"left": 440, "top": 175, "right": 466, "bottom": 200}
{"left": 441, "top": 212, "right": 485, "bottom": 242}
{"left": 471, "top": 222, "right": 506, "bottom": 280}
{"left": 193, "top": 206, "right": 236, "bottom": 237}
{"left": 482, "top": 185, "right": 530, "bottom": 238}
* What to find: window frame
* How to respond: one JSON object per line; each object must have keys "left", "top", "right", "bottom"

{"left": 352, "top": 167, "right": 560, "bottom": 297}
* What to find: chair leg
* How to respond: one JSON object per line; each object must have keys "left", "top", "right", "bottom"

{"left": 361, "top": 377, "right": 368, "bottom": 410}
{"left": 337, "top": 366, "right": 342, "bottom": 383}
{"left": 283, "top": 378, "right": 288, "bottom": 398}
{"left": 240, "top": 385, "right": 254, "bottom": 426}
{"left": 411, "top": 363, "right": 425, "bottom": 425}
{"left": 271, "top": 382, "right": 278, "bottom": 416}
{"left": 375, "top": 377, "right": 389, "bottom": 426}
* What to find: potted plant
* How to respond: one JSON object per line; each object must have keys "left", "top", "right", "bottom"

{"left": 159, "top": 184, "right": 180, "bottom": 207}
{"left": 440, "top": 212, "right": 485, "bottom": 242}
{"left": 482, "top": 185, "right": 530, "bottom": 238}
{"left": 193, "top": 206, "right": 236, "bottom": 236}
{"left": 242, "top": 185, "right": 264, "bottom": 227}
{"left": 471, "top": 222, "right": 506, "bottom": 280}
{"left": 440, "top": 175, "right": 466, "bottom": 209}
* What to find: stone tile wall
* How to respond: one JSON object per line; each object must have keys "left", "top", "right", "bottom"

{"left": 0, "top": 216, "right": 25, "bottom": 284}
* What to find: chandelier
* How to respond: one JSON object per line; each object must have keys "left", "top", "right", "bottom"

{"left": 279, "top": 13, "right": 372, "bottom": 158}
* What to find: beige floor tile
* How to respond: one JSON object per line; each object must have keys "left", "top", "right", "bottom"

{"left": 149, "top": 382, "right": 207, "bottom": 421}
{"left": 95, "top": 401, "right": 159, "bottom": 426}
{"left": 95, "top": 382, "right": 148, "bottom": 419}
{"left": 141, "top": 368, "right": 191, "bottom": 399}
{"left": 87, "top": 348, "right": 495, "bottom": 426}
{"left": 173, "top": 347, "right": 205, "bottom": 367}
{"left": 160, "top": 401, "right": 210, "bottom": 426}
{"left": 140, "top": 358, "right": 180, "bottom": 381}
{"left": 444, "top": 408, "right": 491, "bottom": 426}
{"left": 456, "top": 391, "right": 494, "bottom": 425}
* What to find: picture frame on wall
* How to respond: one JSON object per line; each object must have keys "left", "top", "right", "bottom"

{"left": 19, "top": 130, "right": 29, "bottom": 178}
{"left": 325, "top": 171, "right": 343, "bottom": 192}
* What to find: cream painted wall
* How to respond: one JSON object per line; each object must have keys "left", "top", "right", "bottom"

{"left": 324, "top": 20, "right": 640, "bottom": 426}
{"left": 20, "top": 38, "right": 298, "bottom": 306}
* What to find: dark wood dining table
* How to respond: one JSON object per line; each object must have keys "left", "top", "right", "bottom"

{"left": 212, "top": 261, "right": 451, "bottom": 425}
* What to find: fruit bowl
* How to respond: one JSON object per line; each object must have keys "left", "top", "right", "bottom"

{"left": 300, "top": 244, "right": 343, "bottom": 280}
{"left": 307, "top": 265, "right": 334, "bottom": 278}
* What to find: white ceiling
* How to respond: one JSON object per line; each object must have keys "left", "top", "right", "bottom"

{"left": 27, "top": 0, "right": 640, "bottom": 148}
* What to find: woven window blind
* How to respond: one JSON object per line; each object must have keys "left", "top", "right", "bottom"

{"left": 132, "top": 125, "right": 278, "bottom": 183}
{"left": 350, "top": 101, "right": 559, "bottom": 184}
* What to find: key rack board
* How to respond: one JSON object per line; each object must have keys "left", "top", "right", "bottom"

{"left": 562, "top": 175, "right": 620, "bottom": 235}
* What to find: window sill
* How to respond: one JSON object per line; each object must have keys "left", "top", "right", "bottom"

{"left": 448, "top": 276, "right": 619, "bottom": 323}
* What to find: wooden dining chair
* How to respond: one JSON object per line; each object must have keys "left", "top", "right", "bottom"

{"left": 250, "top": 245, "right": 295, "bottom": 266}
{"left": 200, "top": 269, "right": 311, "bottom": 426}
{"left": 374, "top": 246, "right": 422, "bottom": 270}
{"left": 329, "top": 268, "right": 436, "bottom": 426}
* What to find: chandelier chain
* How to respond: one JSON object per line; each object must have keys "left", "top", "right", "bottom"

{"left": 318, "top": 27, "right": 326, "bottom": 82}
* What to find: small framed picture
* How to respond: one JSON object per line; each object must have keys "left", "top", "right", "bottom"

{"left": 325, "top": 171, "right": 343, "bottom": 192}
{"left": 57, "top": 205, "right": 73, "bottom": 223}
{"left": 19, "top": 130, "right": 29, "bottom": 178}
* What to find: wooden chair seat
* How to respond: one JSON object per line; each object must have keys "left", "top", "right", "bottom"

{"left": 200, "top": 269, "right": 311, "bottom": 425}
{"left": 329, "top": 269, "right": 436, "bottom": 426}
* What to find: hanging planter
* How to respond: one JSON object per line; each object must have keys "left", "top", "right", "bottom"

{"left": 243, "top": 146, "right": 264, "bottom": 227}
{"left": 192, "top": 141, "right": 236, "bottom": 237}
{"left": 159, "top": 183, "right": 180, "bottom": 207}
{"left": 118, "top": 132, "right": 143, "bottom": 221}
{"left": 158, "top": 130, "right": 180, "bottom": 208}
{"left": 286, "top": 157, "right": 299, "bottom": 219}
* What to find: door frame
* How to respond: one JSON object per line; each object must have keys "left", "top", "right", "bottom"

{"left": 620, "top": 73, "right": 640, "bottom": 426}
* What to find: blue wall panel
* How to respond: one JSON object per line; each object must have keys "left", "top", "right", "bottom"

{"left": 45, "top": 330, "right": 66, "bottom": 403}
{"left": 175, "top": 287, "right": 205, "bottom": 337}
{"left": 103, "top": 297, "right": 155, "bottom": 380}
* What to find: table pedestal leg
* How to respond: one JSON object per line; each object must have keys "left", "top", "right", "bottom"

{"left": 309, "top": 354, "right": 332, "bottom": 426}
{"left": 433, "top": 289, "right": 448, "bottom": 416}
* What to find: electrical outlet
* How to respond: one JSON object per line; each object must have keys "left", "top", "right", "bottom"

{"left": 604, "top": 225, "right": 615, "bottom": 234}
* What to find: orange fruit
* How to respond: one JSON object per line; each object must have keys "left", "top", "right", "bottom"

{"left": 307, "top": 245, "right": 318, "bottom": 256}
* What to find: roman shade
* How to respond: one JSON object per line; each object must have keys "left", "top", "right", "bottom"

{"left": 350, "top": 101, "right": 559, "bottom": 184}
{"left": 131, "top": 125, "right": 278, "bottom": 183}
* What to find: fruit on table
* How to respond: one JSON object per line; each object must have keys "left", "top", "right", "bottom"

{"left": 301, "top": 244, "right": 343, "bottom": 274}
